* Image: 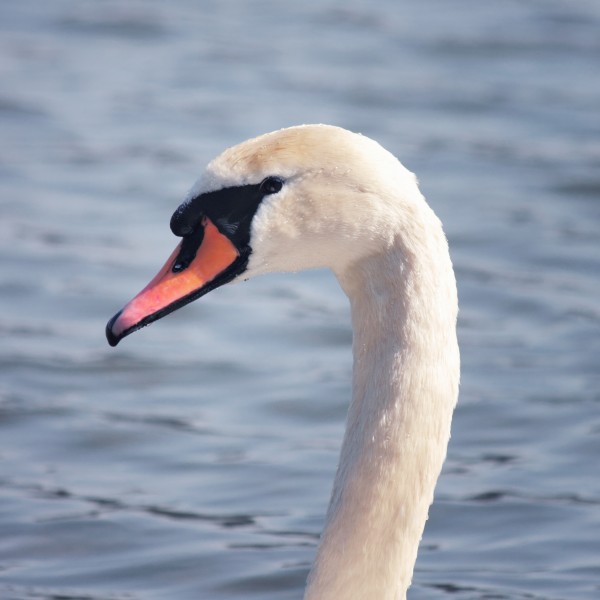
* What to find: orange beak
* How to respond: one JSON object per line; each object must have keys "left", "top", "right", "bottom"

{"left": 106, "top": 217, "right": 243, "bottom": 346}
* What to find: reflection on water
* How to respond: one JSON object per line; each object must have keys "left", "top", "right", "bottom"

{"left": 1, "top": 1, "right": 599, "bottom": 599}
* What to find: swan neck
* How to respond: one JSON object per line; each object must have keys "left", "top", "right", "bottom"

{"left": 305, "top": 238, "right": 459, "bottom": 600}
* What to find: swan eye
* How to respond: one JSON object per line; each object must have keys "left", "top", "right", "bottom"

{"left": 259, "top": 176, "right": 284, "bottom": 196}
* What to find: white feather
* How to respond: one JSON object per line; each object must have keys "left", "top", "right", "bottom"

{"left": 192, "top": 125, "right": 460, "bottom": 600}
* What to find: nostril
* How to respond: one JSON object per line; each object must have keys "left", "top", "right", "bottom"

{"left": 172, "top": 224, "right": 205, "bottom": 273}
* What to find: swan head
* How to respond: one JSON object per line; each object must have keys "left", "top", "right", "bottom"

{"left": 106, "top": 124, "right": 424, "bottom": 346}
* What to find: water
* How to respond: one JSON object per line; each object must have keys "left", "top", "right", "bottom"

{"left": 1, "top": 1, "right": 599, "bottom": 598}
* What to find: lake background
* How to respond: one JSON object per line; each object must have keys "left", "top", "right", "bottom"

{"left": 1, "top": 1, "right": 599, "bottom": 599}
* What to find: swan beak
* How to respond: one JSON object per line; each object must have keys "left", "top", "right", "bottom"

{"left": 106, "top": 217, "right": 243, "bottom": 347}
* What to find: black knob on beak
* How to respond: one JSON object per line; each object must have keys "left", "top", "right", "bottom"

{"left": 170, "top": 199, "right": 204, "bottom": 237}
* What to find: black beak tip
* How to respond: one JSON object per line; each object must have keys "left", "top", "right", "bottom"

{"left": 106, "top": 311, "right": 123, "bottom": 347}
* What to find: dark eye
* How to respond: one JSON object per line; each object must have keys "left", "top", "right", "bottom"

{"left": 259, "top": 176, "right": 284, "bottom": 196}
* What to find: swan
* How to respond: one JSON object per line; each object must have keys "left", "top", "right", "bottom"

{"left": 106, "top": 124, "right": 460, "bottom": 600}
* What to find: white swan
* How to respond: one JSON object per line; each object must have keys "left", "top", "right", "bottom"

{"left": 106, "top": 124, "right": 460, "bottom": 600}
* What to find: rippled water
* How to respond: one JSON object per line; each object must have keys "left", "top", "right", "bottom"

{"left": 1, "top": 1, "right": 599, "bottom": 599}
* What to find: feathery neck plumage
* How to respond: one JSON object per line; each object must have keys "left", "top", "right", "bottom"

{"left": 304, "top": 206, "right": 460, "bottom": 600}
